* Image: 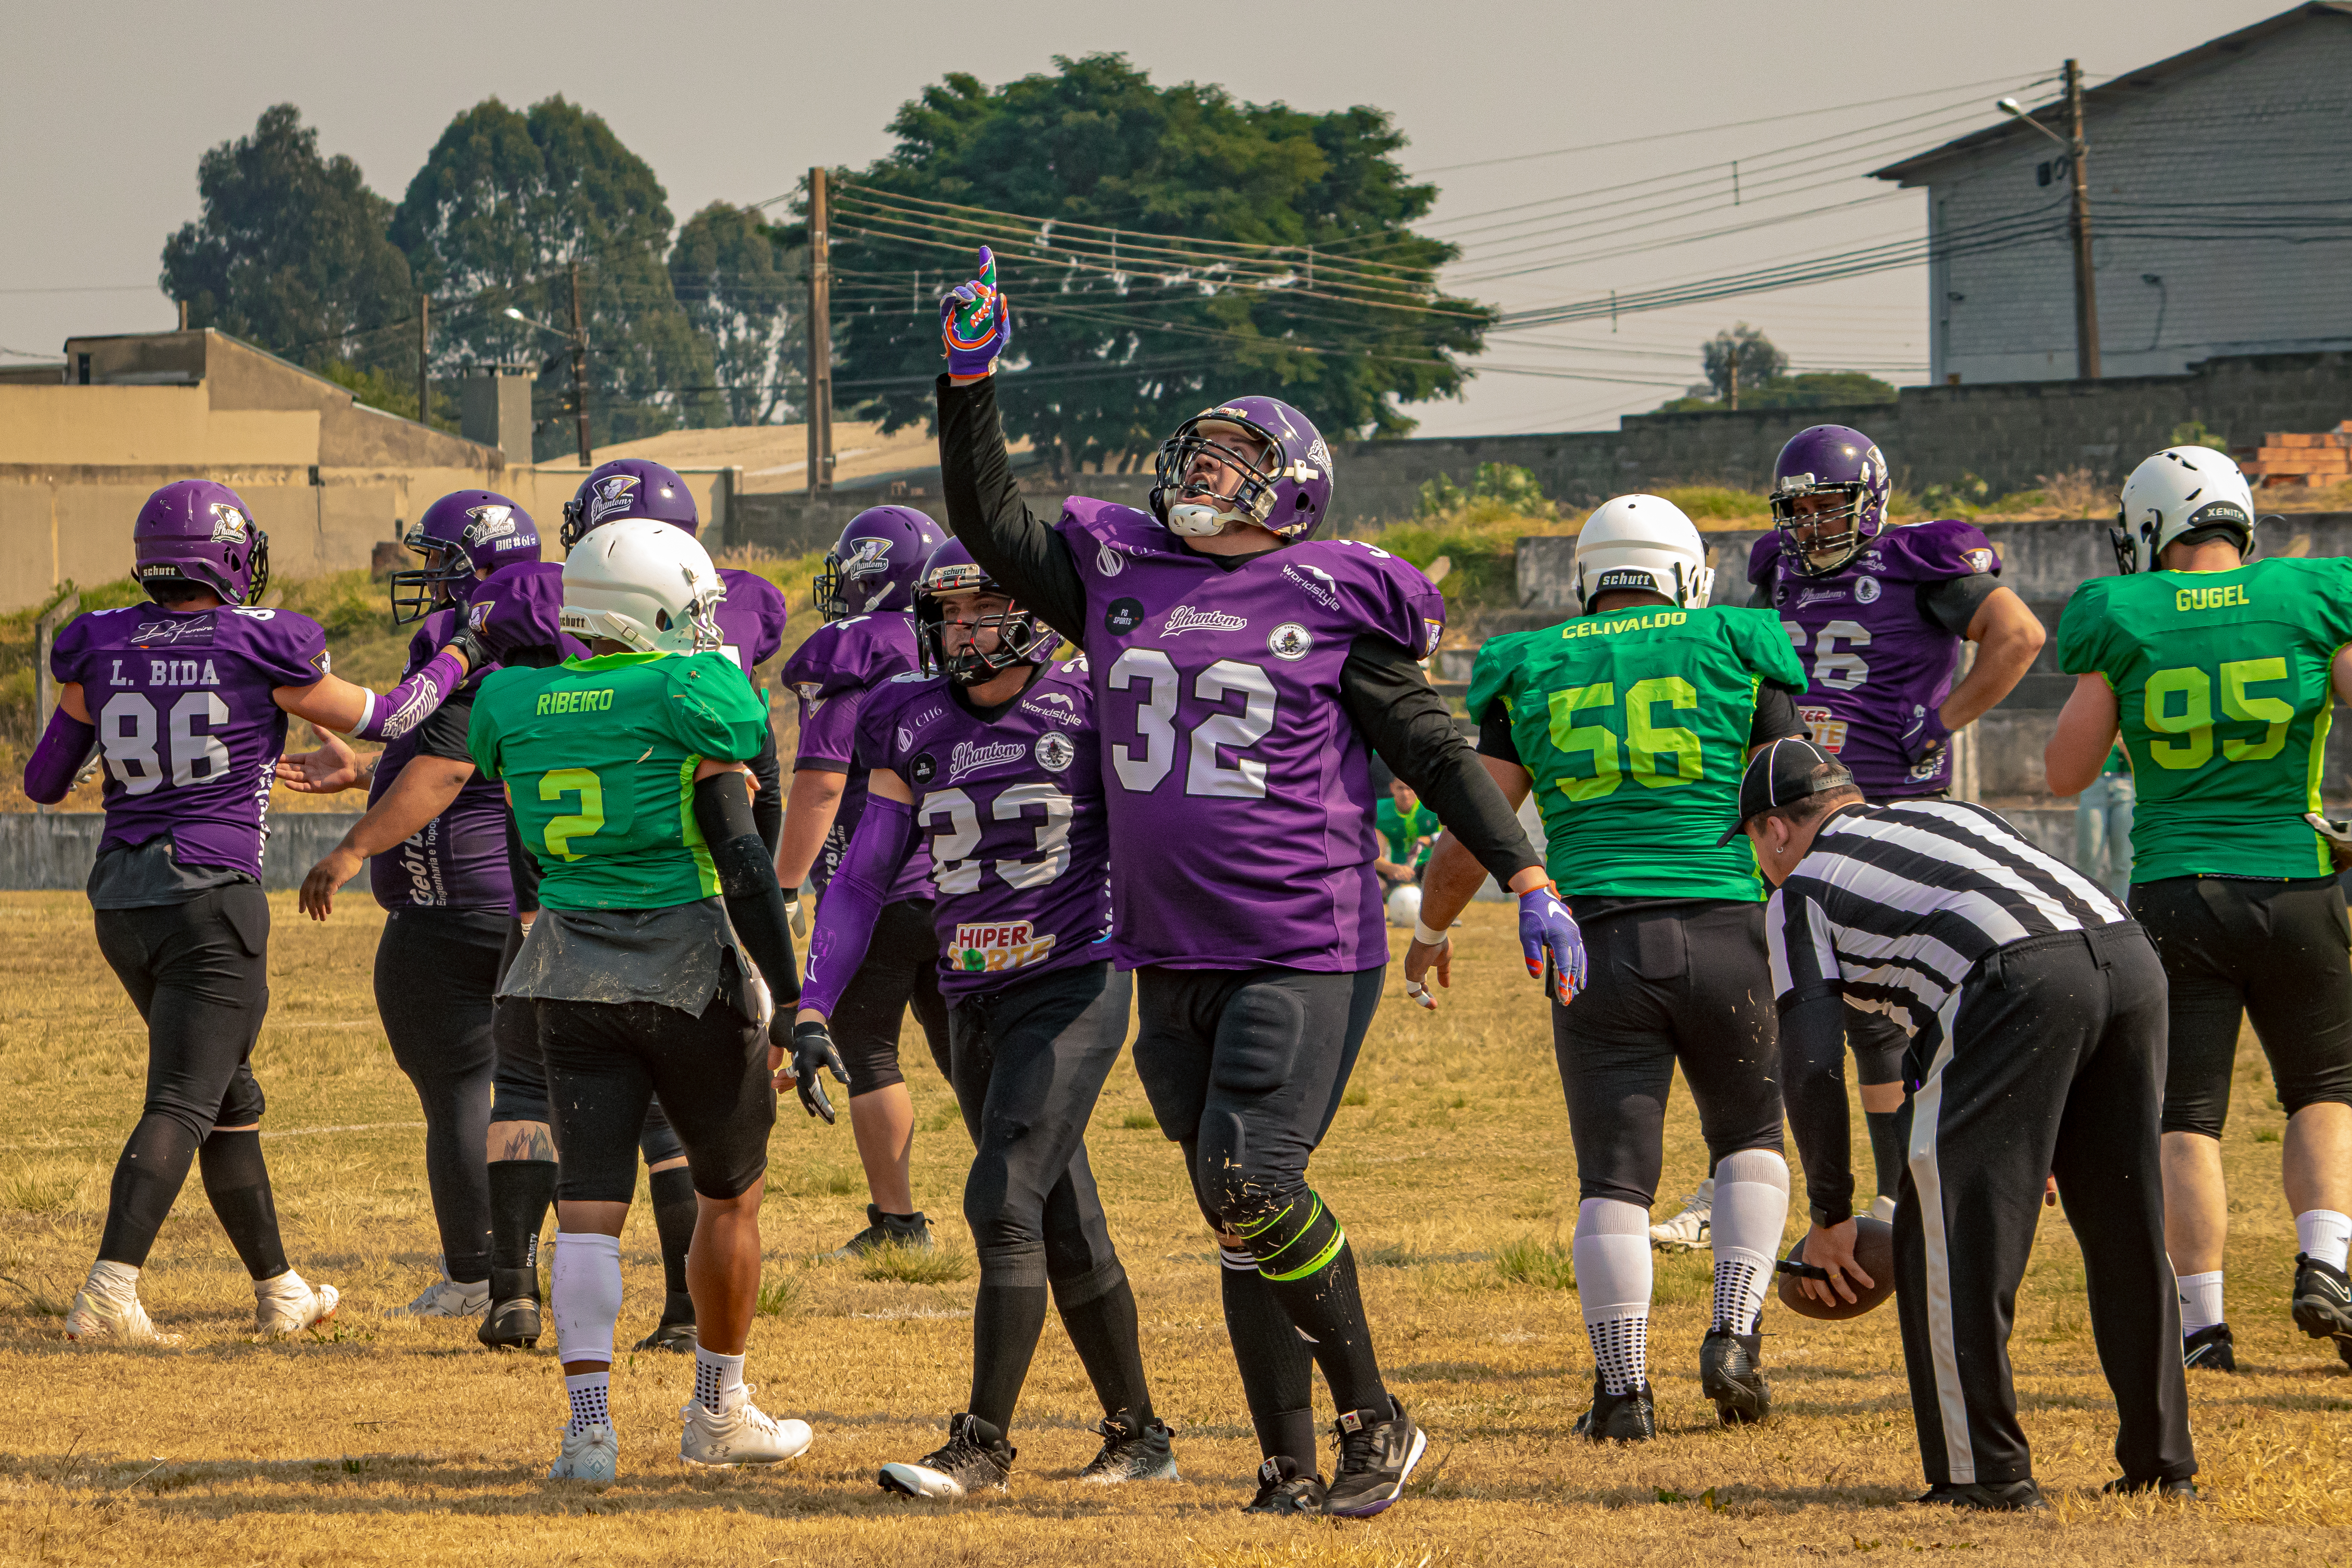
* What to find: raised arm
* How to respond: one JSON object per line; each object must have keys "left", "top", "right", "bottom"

{"left": 936, "top": 373, "right": 1088, "bottom": 643}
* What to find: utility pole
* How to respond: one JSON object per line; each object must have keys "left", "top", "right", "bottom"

{"left": 2064, "top": 59, "right": 2101, "bottom": 380}
{"left": 807, "top": 167, "right": 834, "bottom": 495}
{"left": 1726, "top": 343, "right": 1741, "bottom": 411}
{"left": 415, "top": 294, "right": 431, "bottom": 430}
{"left": 568, "top": 261, "right": 592, "bottom": 466}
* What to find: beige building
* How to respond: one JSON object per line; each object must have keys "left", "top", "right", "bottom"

{"left": 0, "top": 329, "right": 739, "bottom": 612}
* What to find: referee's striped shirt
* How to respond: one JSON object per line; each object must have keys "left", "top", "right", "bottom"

{"left": 1765, "top": 799, "right": 2129, "bottom": 1058}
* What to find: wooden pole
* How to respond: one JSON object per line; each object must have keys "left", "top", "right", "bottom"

{"left": 416, "top": 294, "right": 431, "bottom": 429}
{"left": 569, "top": 262, "right": 592, "bottom": 465}
{"left": 34, "top": 591, "right": 82, "bottom": 815}
{"left": 2065, "top": 59, "right": 2101, "bottom": 380}
{"left": 807, "top": 168, "right": 833, "bottom": 495}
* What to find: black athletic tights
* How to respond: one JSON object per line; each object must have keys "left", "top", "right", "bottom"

{"left": 375, "top": 905, "right": 504, "bottom": 1284}
{"left": 90, "top": 885, "right": 287, "bottom": 1277}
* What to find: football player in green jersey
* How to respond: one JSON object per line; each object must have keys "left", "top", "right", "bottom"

{"left": 2048, "top": 446, "right": 2352, "bottom": 1374}
{"left": 469, "top": 520, "right": 828, "bottom": 1480}
{"left": 1406, "top": 496, "right": 1812, "bottom": 1438}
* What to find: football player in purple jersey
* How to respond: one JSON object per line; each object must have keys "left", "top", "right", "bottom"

{"left": 774, "top": 506, "right": 955, "bottom": 1258}
{"left": 22, "top": 480, "right": 488, "bottom": 1343}
{"left": 276, "top": 492, "right": 544, "bottom": 1325}
{"left": 791, "top": 540, "right": 1174, "bottom": 1498}
{"left": 935, "top": 249, "right": 1564, "bottom": 1518}
{"left": 1731, "top": 426, "right": 2046, "bottom": 1231}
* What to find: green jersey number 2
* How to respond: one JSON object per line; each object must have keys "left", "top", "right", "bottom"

{"left": 2142, "top": 657, "right": 2292, "bottom": 770}
{"left": 540, "top": 767, "right": 608, "bottom": 860}
{"left": 1547, "top": 676, "right": 1703, "bottom": 800}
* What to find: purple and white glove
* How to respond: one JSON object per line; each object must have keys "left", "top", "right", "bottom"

{"left": 1518, "top": 881, "right": 1588, "bottom": 1006}
{"left": 349, "top": 647, "right": 467, "bottom": 742}
{"left": 940, "top": 246, "right": 1011, "bottom": 378}
{"left": 1899, "top": 702, "right": 1951, "bottom": 767}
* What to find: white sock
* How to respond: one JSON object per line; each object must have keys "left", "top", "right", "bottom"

{"left": 1574, "top": 1198, "right": 1653, "bottom": 1395}
{"left": 693, "top": 1347, "right": 745, "bottom": 1412}
{"left": 564, "top": 1370, "right": 611, "bottom": 1435}
{"left": 2296, "top": 1209, "right": 2352, "bottom": 1273}
{"left": 86, "top": 1259, "right": 140, "bottom": 1298}
{"left": 254, "top": 1269, "right": 305, "bottom": 1299}
{"left": 551, "top": 1231, "right": 622, "bottom": 1367}
{"left": 1709, "top": 1150, "right": 1791, "bottom": 1335}
{"left": 2177, "top": 1270, "right": 2224, "bottom": 1336}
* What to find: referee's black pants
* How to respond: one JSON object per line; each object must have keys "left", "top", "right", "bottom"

{"left": 1897, "top": 923, "right": 2194, "bottom": 1490}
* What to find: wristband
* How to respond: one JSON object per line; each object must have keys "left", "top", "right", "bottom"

{"left": 1411, "top": 919, "right": 1448, "bottom": 947}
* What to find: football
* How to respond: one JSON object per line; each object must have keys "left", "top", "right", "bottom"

{"left": 1776, "top": 1215, "right": 1897, "bottom": 1321}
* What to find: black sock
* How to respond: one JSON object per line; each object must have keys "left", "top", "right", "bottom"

{"left": 648, "top": 1166, "right": 698, "bottom": 1322}
{"left": 196, "top": 1129, "right": 288, "bottom": 1280}
{"left": 1240, "top": 1194, "right": 1387, "bottom": 1418}
{"left": 968, "top": 1281, "right": 1050, "bottom": 1433}
{"left": 1055, "top": 1274, "right": 1153, "bottom": 1425}
{"left": 1865, "top": 1110, "right": 1904, "bottom": 1202}
{"left": 1220, "top": 1248, "right": 1317, "bottom": 1469}
{"left": 488, "top": 1159, "right": 557, "bottom": 1303}
{"left": 96, "top": 1115, "right": 202, "bottom": 1268}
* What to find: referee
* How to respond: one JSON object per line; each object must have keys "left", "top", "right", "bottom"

{"left": 1732, "top": 738, "right": 2194, "bottom": 1509}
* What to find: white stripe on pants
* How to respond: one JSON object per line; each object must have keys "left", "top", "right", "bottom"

{"left": 1907, "top": 987, "right": 1973, "bottom": 1485}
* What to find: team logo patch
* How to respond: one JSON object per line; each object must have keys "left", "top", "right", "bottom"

{"left": 1854, "top": 575, "right": 1882, "bottom": 604}
{"left": 1799, "top": 706, "right": 1848, "bottom": 753}
{"left": 838, "top": 537, "right": 892, "bottom": 581}
{"left": 468, "top": 601, "right": 492, "bottom": 633}
{"left": 1283, "top": 563, "right": 1340, "bottom": 609}
{"left": 1796, "top": 586, "right": 1848, "bottom": 609}
{"left": 462, "top": 506, "right": 518, "bottom": 546}
{"left": 896, "top": 725, "right": 914, "bottom": 750}
{"left": 207, "top": 503, "right": 250, "bottom": 543}
{"left": 1104, "top": 597, "right": 1145, "bottom": 637}
{"left": 310, "top": 649, "right": 332, "bottom": 675}
{"left": 1097, "top": 540, "right": 1125, "bottom": 578}
{"left": 1423, "top": 618, "right": 1445, "bottom": 657}
{"left": 951, "top": 919, "right": 1057, "bottom": 975}
{"left": 1964, "top": 547, "right": 1995, "bottom": 573}
{"left": 909, "top": 752, "right": 937, "bottom": 785}
{"left": 1164, "top": 605, "right": 1247, "bottom": 636}
{"left": 1023, "top": 691, "right": 1081, "bottom": 725}
{"left": 1594, "top": 568, "right": 1657, "bottom": 595}
{"left": 585, "top": 474, "right": 641, "bottom": 525}
{"left": 1033, "top": 732, "right": 1075, "bottom": 772}
{"left": 1267, "top": 622, "right": 1313, "bottom": 661}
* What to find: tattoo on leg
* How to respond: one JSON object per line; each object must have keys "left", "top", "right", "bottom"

{"left": 492, "top": 1122, "right": 556, "bottom": 1163}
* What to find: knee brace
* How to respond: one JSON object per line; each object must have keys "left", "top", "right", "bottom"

{"left": 1233, "top": 1189, "right": 1345, "bottom": 1283}
{"left": 550, "top": 1231, "right": 623, "bottom": 1367}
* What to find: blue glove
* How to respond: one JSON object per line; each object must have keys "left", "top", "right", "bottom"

{"left": 1518, "top": 882, "right": 1587, "bottom": 1006}
{"left": 940, "top": 246, "right": 1011, "bottom": 378}
{"left": 1899, "top": 703, "right": 1951, "bottom": 767}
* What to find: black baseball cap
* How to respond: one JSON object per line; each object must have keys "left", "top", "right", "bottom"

{"left": 1718, "top": 736, "right": 1857, "bottom": 845}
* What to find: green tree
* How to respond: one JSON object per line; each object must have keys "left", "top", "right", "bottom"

{"left": 671, "top": 203, "right": 803, "bottom": 427}
{"left": 1654, "top": 370, "right": 1896, "bottom": 415}
{"left": 1702, "top": 324, "right": 1786, "bottom": 400}
{"left": 390, "top": 97, "right": 721, "bottom": 458}
{"left": 828, "top": 55, "right": 1490, "bottom": 476}
{"left": 160, "top": 105, "right": 413, "bottom": 368}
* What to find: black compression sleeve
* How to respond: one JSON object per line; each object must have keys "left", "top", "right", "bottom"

{"left": 1750, "top": 685, "right": 1808, "bottom": 747}
{"left": 936, "top": 373, "right": 1089, "bottom": 644}
{"left": 749, "top": 712, "right": 784, "bottom": 858}
{"left": 413, "top": 686, "right": 479, "bottom": 764}
{"left": 504, "top": 808, "right": 542, "bottom": 915}
{"left": 1341, "top": 637, "right": 1539, "bottom": 888}
{"left": 692, "top": 770, "right": 800, "bottom": 1004}
{"left": 1779, "top": 992, "right": 1856, "bottom": 1226}
{"left": 1919, "top": 573, "right": 2000, "bottom": 636}
{"left": 1476, "top": 703, "right": 1522, "bottom": 767}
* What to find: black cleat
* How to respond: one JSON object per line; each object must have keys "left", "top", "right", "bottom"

{"left": 2290, "top": 1254, "right": 2352, "bottom": 1347}
{"left": 1919, "top": 1480, "right": 2047, "bottom": 1511}
{"left": 878, "top": 1413, "right": 1015, "bottom": 1499}
{"left": 833, "top": 1204, "right": 934, "bottom": 1259}
{"left": 2182, "top": 1322, "right": 2237, "bottom": 1372}
{"left": 1323, "top": 1397, "right": 1427, "bottom": 1518}
{"left": 1078, "top": 1411, "right": 1179, "bottom": 1484}
{"left": 634, "top": 1319, "right": 697, "bottom": 1353}
{"left": 2105, "top": 1474, "right": 2200, "bottom": 1500}
{"left": 1572, "top": 1376, "right": 1657, "bottom": 1443}
{"left": 1243, "top": 1456, "right": 1327, "bottom": 1515}
{"left": 1700, "top": 1327, "right": 1772, "bottom": 1424}
{"left": 477, "top": 1296, "right": 541, "bottom": 1350}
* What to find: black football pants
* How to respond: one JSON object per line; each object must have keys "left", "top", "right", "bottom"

{"left": 375, "top": 905, "right": 502, "bottom": 1283}
{"left": 1898, "top": 923, "right": 2194, "bottom": 1489}
{"left": 830, "top": 897, "right": 952, "bottom": 1098}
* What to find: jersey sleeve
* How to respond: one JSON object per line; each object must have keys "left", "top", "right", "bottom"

{"left": 1764, "top": 884, "right": 1842, "bottom": 1008}
{"left": 1338, "top": 544, "right": 1446, "bottom": 659}
{"left": 467, "top": 562, "right": 573, "bottom": 661}
{"left": 467, "top": 669, "right": 523, "bottom": 782}
{"left": 236, "top": 610, "right": 332, "bottom": 687}
{"left": 660, "top": 655, "right": 773, "bottom": 761}
{"left": 720, "top": 569, "right": 791, "bottom": 667}
{"left": 1724, "top": 605, "right": 1809, "bottom": 690}
{"left": 48, "top": 608, "right": 125, "bottom": 685}
{"left": 851, "top": 682, "right": 914, "bottom": 777}
{"left": 414, "top": 685, "right": 480, "bottom": 764}
{"left": 2053, "top": 578, "right": 2118, "bottom": 676}
{"left": 1465, "top": 632, "right": 1522, "bottom": 729}
{"left": 1747, "top": 532, "right": 1785, "bottom": 590}
{"left": 2302, "top": 557, "right": 2352, "bottom": 649}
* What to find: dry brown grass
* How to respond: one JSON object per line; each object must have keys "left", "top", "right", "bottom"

{"left": 0, "top": 892, "right": 2344, "bottom": 1565}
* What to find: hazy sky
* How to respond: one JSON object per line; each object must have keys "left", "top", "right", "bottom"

{"left": 2, "top": 0, "right": 2276, "bottom": 437}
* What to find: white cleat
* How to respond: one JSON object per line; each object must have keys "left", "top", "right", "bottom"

{"left": 680, "top": 1385, "right": 813, "bottom": 1467}
{"left": 65, "top": 1284, "right": 179, "bottom": 1346}
{"left": 253, "top": 1271, "right": 340, "bottom": 1336}
{"left": 549, "top": 1422, "right": 619, "bottom": 1481}
{"left": 1649, "top": 1178, "right": 1713, "bottom": 1252}
{"left": 393, "top": 1273, "right": 489, "bottom": 1318}
{"left": 1868, "top": 1193, "right": 1899, "bottom": 1224}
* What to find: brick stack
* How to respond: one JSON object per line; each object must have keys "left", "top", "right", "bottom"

{"left": 2242, "top": 422, "right": 2352, "bottom": 488}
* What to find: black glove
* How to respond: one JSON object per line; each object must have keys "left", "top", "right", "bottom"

{"left": 790, "top": 1019, "right": 850, "bottom": 1125}
{"left": 444, "top": 625, "right": 494, "bottom": 679}
{"left": 2307, "top": 813, "right": 2352, "bottom": 872}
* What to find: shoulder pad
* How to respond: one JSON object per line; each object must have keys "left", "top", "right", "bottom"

{"left": 1864, "top": 519, "right": 1998, "bottom": 581}
{"left": 1747, "top": 532, "right": 1784, "bottom": 586}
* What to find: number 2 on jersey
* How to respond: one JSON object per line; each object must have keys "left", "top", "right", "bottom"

{"left": 1545, "top": 677, "right": 1703, "bottom": 799}
{"left": 540, "top": 767, "right": 606, "bottom": 860}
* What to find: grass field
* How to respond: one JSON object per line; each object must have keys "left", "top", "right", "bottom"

{"left": 0, "top": 894, "right": 2345, "bottom": 1566}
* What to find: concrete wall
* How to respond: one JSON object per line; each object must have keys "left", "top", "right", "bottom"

{"left": 0, "top": 813, "right": 365, "bottom": 892}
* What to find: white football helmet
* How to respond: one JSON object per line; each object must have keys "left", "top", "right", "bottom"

{"left": 560, "top": 517, "right": 724, "bottom": 653}
{"left": 1572, "top": 494, "right": 1714, "bottom": 612}
{"left": 1385, "top": 883, "right": 1424, "bottom": 929}
{"left": 2111, "top": 446, "right": 2258, "bottom": 575}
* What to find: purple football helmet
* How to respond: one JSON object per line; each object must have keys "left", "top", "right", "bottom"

{"left": 1770, "top": 424, "right": 1891, "bottom": 578}
{"left": 133, "top": 480, "right": 270, "bottom": 605}
{"left": 390, "top": 490, "right": 541, "bottom": 624}
{"left": 814, "top": 506, "right": 943, "bottom": 622}
{"left": 560, "top": 458, "right": 699, "bottom": 548}
{"left": 1150, "top": 396, "right": 1335, "bottom": 542}
{"left": 914, "top": 537, "right": 1055, "bottom": 686}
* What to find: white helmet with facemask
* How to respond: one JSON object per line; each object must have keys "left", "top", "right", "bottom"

{"left": 560, "top": 518, "right": 725, "bottom": 653}
{"left": 1572, "top": 495, "right": 1715, "bottom": 612}
{"left": 2110, "top": 446, "right": 2259, "bottom": 575}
